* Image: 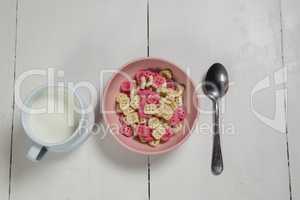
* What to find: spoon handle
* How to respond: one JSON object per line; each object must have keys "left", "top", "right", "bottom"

{"left": 211, "top": 100, "right": 223, "bottom": 175}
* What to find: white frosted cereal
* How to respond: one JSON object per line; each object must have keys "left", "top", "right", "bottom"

{"left": 115, "top": 103, "right": 122, "bottom": 113}
{"left": 146, "top": 75, "right": 153, "bottom": 87}
{"left": 122, "top": 106, "right": 135, "bottom": 115}
{"left": 174, "top": 84, "right": 184, "bottom": 97}
{"left": 119, "top": 100, "right": 130, "bottom": 110}
{"left": 158, "top": 103, "right": 173, "bottom": 120}
{"left": 151, "top": 125, "right": 165, "bottom": 140}
{"left": 144, "top": 104, "right": 158, "bottom": 115}
{"left": 130, "top": 95, "right": 140, "bottom": 109}
{"left": 148, "top": 117, "right": 160, "bottom": 129}
{"left": 172, "top": 123, "right": 183, "bottom": 133}
{"left": 157, "top": 86, "right": 168, "bottom": 96}
{"left": 116, "top": 93, "right": 128, "bottom": 102}
{"left": 175, "top": 96, "right": 183, "bottom": 106}
{"left": 159, "top": 69, "right": 173, "bottom": 80}
{"left": 117, "top": 93, "right": 130, "bottom": 110}
{"left": 125, "top": 112, "right": 139, "bottom": 125}
{"left": 130, "top": 83, "right": 137, "bottom": 99}
{"left": 140, "top": 76, "right": 146, "bottom": 89}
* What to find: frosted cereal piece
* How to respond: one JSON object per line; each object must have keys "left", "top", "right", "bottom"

{"left": 169, "top": 114, "right": 181, "bottom": 126}
{"left": 166, "top": 88, "right": 177, "bottom": 99}
{"left": 145, "top": 75, "right": 153, "bottom": 87}
{"left": 136, "top": 70, "right": 155, "bottom": 82}
{"left": 137, "top": 125, "right": 152, "bottom": 135}
{"left": 147, "top": 94, "right": 160, "bottom": 104}
{"left": 166, "top": 81, "right": 176, "bottom": 90}
{"left": 160, "top": 97, "right": 172, "bottom": 105}
{"left": 152, "top": 128, "right": 162, "bottom": 140}
{"left": 159, "top": 69, "right": 173, "bottom": 80}
{"left": 130, "top": 95, "right": 140, "bottom": 109}
{"left": 120, "top": 80, "right": 132, "bottom": 93}
{"left": 115, "top": 103, "right": 122, "bottom": 113}
{"left": 138, "top": 96, "right": 148, "bottom": 118}
{"left": 148, "top": 140, "right": 160, "bottom": 147}
{"left": 153, "top": 74, "right": 166, "bottom": 88}
{"left": 157, "top": 86, "right": 169, "bottom": 96}
{"left": 140, "top": 76, "right": 146, "bottom": 89}
{"left": 120, "top": 125, "right": 133, "bottom": 137}
{"left": 117, "top": 93, "right": 130, "bottom": 110}
{"left": 125, "top": 112, "right": 139, "bottom": 125}
{"left": 139, "top": 133, "right": 153, "bottom": 143}
{"left": 165, "top": 96, "right": 176, "bottom": 105}
{"left": 140, "top": 117, "right": 147, "bottom": 124}
{"left": 143, "top": 70, "right": 155, "bottom": 78}
{"left": 161, "top": 128, "right": 174, "bottom": 142}
{"left": 170, "top": 101, "right": 178, "bottom": 110}
{"left": 119, "top": 100, "right": 130, "bottom": 110}
{"left": 135, "top": 70, "right": 145, "bottom": 83}
{"left": 151, "top": 125, "right": 165, "bottom": 140}
{"left": 138, "top": 89, "right": 156, "bottom": 96}
{"left": 158, "top": 103, "right": 174, "bottom": 120}
{"left": 144, "top": 104, "right": 158, "bottom": 115}
{"left": 175, "top": 96, "right": 183, "bottom": 106}
{"left": 137, "top": 125, "right": 153, "bottom": 142}
{"left": 162, "top": 122, "right": 170, "bottom": 129}
{"left": 116, "top": 93, "right": 128, "bottom": 103}
{"left": 172, "top": 123, "right": 183, "bottom": 133}
{"left": 148, "top": 117, "right": 160, "bottom": 129}
{"left": 130, "top": 82, "right": 137, "bottom": 99}
{"left": 175, "top": 107, "right": 186, "bottom": 120}
{"left": 122, "top": 106, "right": 135, "bottom": 116}
{"left": 174, "top": 84, "right": 184, "bottom": 97}
{"left": 161, "top": 112, "right": 173, "bottom": 121}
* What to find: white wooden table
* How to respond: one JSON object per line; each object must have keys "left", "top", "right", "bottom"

{"left": 0, "top": 0, "right": 299, "bottom": 199}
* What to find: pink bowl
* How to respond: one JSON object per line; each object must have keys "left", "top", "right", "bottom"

{"left": 102, "top": 57, "right": 199, "bottom": 155}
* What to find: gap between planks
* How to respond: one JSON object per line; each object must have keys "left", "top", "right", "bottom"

{"left": 8, "top": 0, "right": 19, "bottom": 200}
{"left": 279, "top": 0, "right": 293, "bottom": 199}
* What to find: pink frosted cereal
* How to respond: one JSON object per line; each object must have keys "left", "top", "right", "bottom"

{"left": 137, "top": 125, "right": 154, "bottom": 142}
{"left": 120, "top": 125, "right": 133, "bottom": 137}
{"left": 169, "top": 114, "right": 181, "bottom": 126}
{"left": 138, "top": 96, "right": 149, "bottom": 118}
{"left": 153, "top": 74, "right": 166, "bottom": 88}
{"left": 138, "top": 89, "right": 156, "bottom": 96}
{"left": 143, "top": 70, "right": 155, "bottom": 78}
{"left": 175, "top": 107, "right": 186, "bottom": 120}
{"left": 166, "top": 81, "right": 176, "bottom": 90}
{"left": 136, "top": 70, "right": 155, "bottom": 82}
{"left": 146, "top": 94, "right": 160, "bottom": 104}
{"left": 169, "top": 107, "right": 185, "bottom": 126}
{"left": 120, "top": 80, "right": 132, "bottom": 93}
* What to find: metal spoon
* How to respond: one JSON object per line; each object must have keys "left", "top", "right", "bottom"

{"left": 203, "top": 63, "right": 229, "bottom": 175}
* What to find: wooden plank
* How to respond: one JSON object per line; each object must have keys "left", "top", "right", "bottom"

{"left": 282, "top": 0, "right": 300, "bottom": 199}
{"left": 0, "top": 0, "right": 16, "bottom": 199}
{"left": 11, "top": 1, "right": 148, "bottom": 200}
{"left": 149, "top": 0, "right": 290, "bottom": 199}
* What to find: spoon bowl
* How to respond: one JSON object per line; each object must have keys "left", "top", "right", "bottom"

{"left": 203, "top": 63, "right": 229, "bottom": 100}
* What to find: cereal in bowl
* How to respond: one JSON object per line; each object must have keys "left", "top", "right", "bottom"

{"left": 115, "top": 68, "right": 186, "bottom": 147}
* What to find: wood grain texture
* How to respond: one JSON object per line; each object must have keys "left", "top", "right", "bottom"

{"left": 11, "top": 1, "right": 148, "bottom": 200}
{"left": 149, "top": 0, "right": 290, "bottom": 199}
{"left": 282, "top": 0, "right": 300, "bottom": 199}
{"left": 0, "top": 0, "right": 16, "bottom": 199}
